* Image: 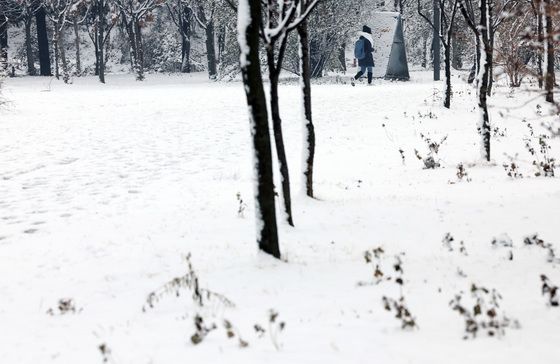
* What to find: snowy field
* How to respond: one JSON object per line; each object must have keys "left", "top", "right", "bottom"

{"left": 1, "top": 71, "right": 559, "bottom": 363}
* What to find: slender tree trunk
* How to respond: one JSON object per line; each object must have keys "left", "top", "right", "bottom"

{"left": 537, "top": 0, "right": 544, "bottom": 89}
{"left": 180, "top": 13, "right": 192, "bottom": 73}
{"left": 433, "top": 0, "right": 441, "bottom": 81}
{"left": 24, "top": 18, "right": 36, "bottom": 76}
{"left": 422, "top": 36, "right": 428, "bottom": 68}
{"left": 338, "top": 44, "right": 346, "bottom": 72}
{"left": 298, "top": 13, "right": 316, "bottom": 198}
{"left": 134, "top": 22, "right": 144, "bottom": 78}
{"left": 487, "top": 6, "right": 494, "bottom": 96}
{"left": 205, "top": 20, "right": 217, "bottom": 79}
{"left": 98, "top": 1, "right": 105, "bottom": 83}
{"left": 544, "top": 0, "right": 554, "bottom": 103}
{"left": 127, "top": 20, "right": 143, "bottom": 81}
{"left": 444, "top": 44, "right": 452, "bottom": 108}
{"left": 53, "top": 26, "right": 60, "bottom": 79}
{"left": 36, "top": 7, "right": 52, "bottom": 76}
{"left": 267, "top": 46, "right": 294, "bottom": 227}
{"left": 0, "top": 20, "right": 7, "bottom": 74}
{"left": 58, "top": 25, "right": 70, "bottom": 83}
{"left": 73, "top": 18, "right": 81, "bottom": 76}
{"left": 478, "top": 0, "right": 491, "bottom": 161}
{"left": 237, "top": 0, "right": 280, "bottom": 259}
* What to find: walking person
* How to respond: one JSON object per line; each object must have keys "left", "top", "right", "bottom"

{"left": 351, "top": 25, "right": 375, "bottom": 86}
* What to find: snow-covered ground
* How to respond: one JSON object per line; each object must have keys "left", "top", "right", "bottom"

{"left": 1, "top": 71, "right": 559, "bottom": 363}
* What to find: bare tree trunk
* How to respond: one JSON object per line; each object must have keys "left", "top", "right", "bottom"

{"left": 544, "top": 0, "right": 554, "bottom": 103}
{"left": 267, "top": 45, "right": 294, "bottom": 227}
{"left": 73, "top": 18, "right": 81, "bottom": 76}
{"left": 205, "top": 20, "right": 217, "bottom": 79}
{"left": 0, "top": 20, "right": 7, "bottom": 74}
{"left": 298, "top": 13, "right": 316, "bottom": 198}
{"left": 58, "top": 25, "right": 70, "bottom": 83}
{"left": 478, "top": 0, "right": 491, "bottom": 161}
{"left": 433, "top": 0, "right": 441, "bottom": 81}
{"left": 338, "top": 44, "right": 346, "bottom": 72}
{"left": 422, "top": 36, "right": 428, "bottom": 68}
{"left": 53, "top": 27, "right": 60, "bottom": 79}
{"left": 36, "top": 7, "right": 52, "bottom": 76}
{"left": 180, "top": 9, "right": 192, "bottom": 73}
{"left": 24, "top": 18, "right": 36, "bottom": 76}
{"left": 237, "top": 0, "right": 280, "bottom": 259}
{"left": 487, "top": 6, "right": 494, "bottom": 96}
{"left": 444, "top": 44, "right": 452, "bottom": 108}
{"left": 537, "top": 0, "right": 544, "bottom": 89}
{"left": 98, "top": 1, "right": 105, "bottom": 83}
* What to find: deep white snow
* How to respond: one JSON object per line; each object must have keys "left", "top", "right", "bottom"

{"left": 0, "top": 71, "right": 559, "bottom": 363}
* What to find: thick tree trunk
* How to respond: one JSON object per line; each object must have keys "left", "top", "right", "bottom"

{"left": 73, "top": 18, "right": 81, "bottom": 76}
{"left": 24, "top": 18, "right": 36, "bottom": 76}
{"left": 36, "top": 8, "right": 52, "bottom": 76}
{"left": 237, "top": 0, "right": 280, "bottom": 259}
{"left": 205, "top": 21, "right": 217, "bottom": 79}
{"left": 298, "top": 15, "right": 316, "bottom": 198}
{"left": 544, "top": 0, "right": 554, "bottom": 103}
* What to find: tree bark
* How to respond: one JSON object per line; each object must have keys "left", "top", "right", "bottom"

{"left": 433, "top": 0, "right": 441, "bottom": 81}
{"left": 444, "top": 44, "right": 452, "bottom": 108}
{"left": 205, "top": 20, "right": 217, "bottom": 79}
{"left": 36, "top": 7, "right": 52, "bottom": 76}
{"left": 544, "top": 0, "right": 554, "bottom": 103}
{"left": 479, "top": 0, "right": 491, "bottom": 161}
{"left": 237, "top": 0, "right": 280, "bottom": 259}
{"left": 57, "top": 25, "right": 70, "bottom": 83}
{"left": 267, "top": 45, "right": 294, "bottom": 227}
{"left": 0, "top": 20, "right": 7, "bottom": 74}
{"left": 180, "top": 8, "right": 192, "bottom": 73}
{"left": 536, "top": 0, "right": 544, "bottom": 89}
{"left": 98, "top": 0, "right": 106, "bottom": 83}
{"left": 53, "top": 27, "right": 60, "bottom": 79}
{"left": 298, "top": 11, "right": 315, "bottom": 198}
{"left": 24, "top": 18, "right": 36, "bottom": 76}
{"left": 73, "top": 18, "right": 81, "bottom": 76}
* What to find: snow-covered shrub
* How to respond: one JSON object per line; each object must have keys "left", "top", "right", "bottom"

{"left": 503, "top": 153, "right": 523, "bottom": 179}
{"left": 450, "top": 284, "right": 520, "bottom": 339}
{"left": 541, "top": 275, "right": 559, "bottom": 307}
{"left": 524, "top": 234, "right": 558, "bottom": 264}
{"left": 46, "top": 298, "right": 81, "bottom": 315}
{"left": 381, "top": 255, "right": 418, "bottom": 330}
{"left": 236, "top": 192, "right": 248, "bottom": 218}
{"left": 142, "top": 254, "right": 234, "bottom": 311}
{"left": 98, "top": 343, "right": 112, "bottom": 363}
{"left": 253, "top": 310, "right": 286, "bottom": 350}
{"left": 542, "top": 122, "right": 560, "bottom": 138}
{"left": 454, "top": 163, "right": 472, "bottom": 183}
{"left": 491, "top": 234, "right": 514, "bottom": 260}
{"left": 359, "top": 247, "right": 387, "bottom": 286}
{"left": 414, "top": 134, "right": 447, "bottom": 169}
{"left": 442, "top": 233, "right": 468, "bottom": 256}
